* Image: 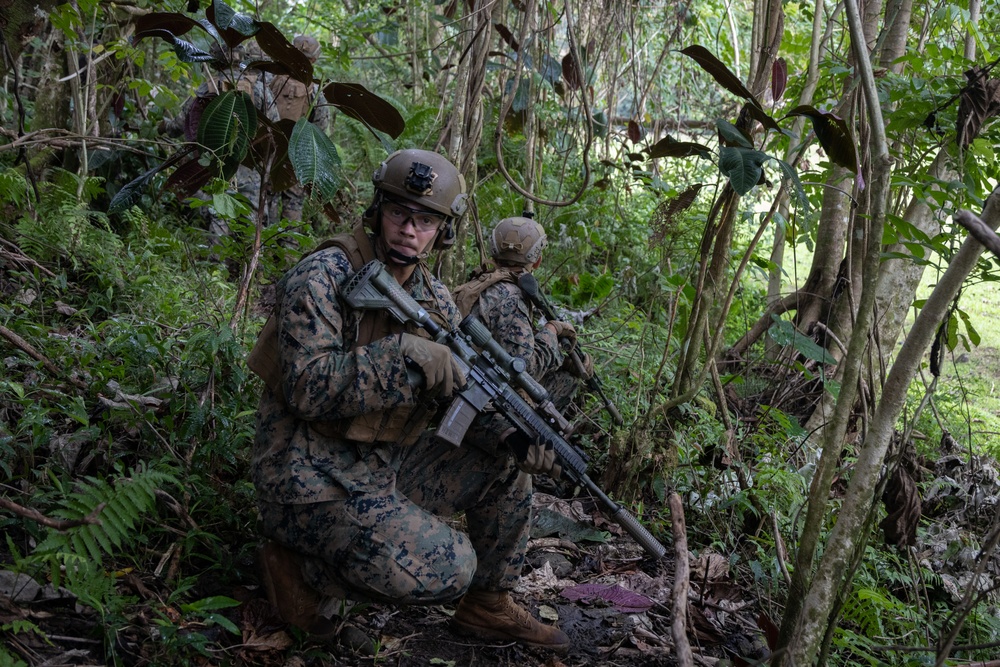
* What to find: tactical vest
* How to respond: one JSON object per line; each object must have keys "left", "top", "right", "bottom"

{"left": 451, "top": 265, "right": 526, "bottom": 318}
{"left": 247, "top": 224, "right": 447, "bottom": 445}
{"left": 269, "top": 75, "right": 312, "bottom": 122}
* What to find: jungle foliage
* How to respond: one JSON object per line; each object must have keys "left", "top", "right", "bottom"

{"left": 3, "top": 0, "right": 1000, "bottom": 665}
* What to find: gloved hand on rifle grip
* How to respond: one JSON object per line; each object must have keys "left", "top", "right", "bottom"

{"left": 399, "top": 333, "right": 465, "bottom": 396}
{"left": 546, "top": 319, "right": 577, "bottom": 342}
{"left": 502, "top": 427, "right": 563, "bottom": 478}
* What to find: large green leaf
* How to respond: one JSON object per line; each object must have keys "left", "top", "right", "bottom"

{"left": 108, "top": 166, "right": 159, "bottom": 215}
{"left": 255, "top": 22, "right": 313, "bottom": 84}
{"left": 719, "top": 146, "right": 768, "bottom": 195}
{"left": 197, "top": 91, "right": 257, "bottom": 166}
{"left": 647, "top": 136, "right": 712, "bottom": 159}
{"left": 108, "top": 149, "right": 192, "bottom": 214}
{"left": 716, "top": 119, "right": 753, "bottom": 148}
{"left": 209, "top": 0, "right": 258, "bottom": 36}
{"left": 769, "top": 316, "right": 835, "bottom": 364}
{"left": 135, "top": 28, "right": 215, "bottom": 63}
{"left": 679, "top": 45, "right": 755, "bottom": 101}
{"left": 288, "top": 118, "right": 342, "bottom": 200}
{"left": 207, "top": 0, "right": 259, "bottom": 49}
{"left": 133, "top": 12, "right": 201, "bottom": 40}
{"left": 164, "top": 158, "right": 214, "bottom": 198}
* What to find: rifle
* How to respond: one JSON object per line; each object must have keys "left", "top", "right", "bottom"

{"left": 517, "top": 273, "right": 624, "bottom": 425}
{"left": 343, "top": 259, "right": 666, "bottom": 560}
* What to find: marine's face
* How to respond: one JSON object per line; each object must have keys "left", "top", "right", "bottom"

{"left": 380, "top": 198, "right": 446, "bottom": 261}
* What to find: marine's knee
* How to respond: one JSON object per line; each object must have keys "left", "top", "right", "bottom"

{"left": 356, "top": 528, "right": 477, "bottom": 604}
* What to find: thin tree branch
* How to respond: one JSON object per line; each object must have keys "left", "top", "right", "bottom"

{"left": 669, "top": 492, "right": 694, "bottom": 667}
{"left": 0, "top": 496, "right": 103, "bottom": 530}
{"left": 0, "top": 324, "right": 90, "bottom": 391}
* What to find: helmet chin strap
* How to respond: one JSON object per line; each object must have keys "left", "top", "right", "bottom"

{"left": 386, "top": 247, "right": 424, "bottom": 265}
{"left": 376, "top": 233, "right": 427, "bottom": 266}
{"left": 374, "top": 198, "right": 441, "bottom": 266}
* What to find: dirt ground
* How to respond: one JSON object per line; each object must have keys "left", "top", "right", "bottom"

{"left": 4, "top": 491, "right": 770, "bottom": 666}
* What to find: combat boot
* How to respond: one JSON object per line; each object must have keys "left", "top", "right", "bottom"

{"left": 453, "top": 589, "right": 570, "bottom": 653}
{"left": 257, "top": 540, "right": 337, "bottom": 638}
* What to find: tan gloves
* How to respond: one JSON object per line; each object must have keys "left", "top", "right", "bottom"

{"left": 399, "top": 333, "right": 465, "bottom": 395}
{"left": 502, "top": 427, "right": 563, "bottom": 478}
{"left": 545, "top": 320, "right": 577, "bottom": 341}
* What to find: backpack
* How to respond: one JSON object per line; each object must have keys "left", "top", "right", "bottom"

{"left": 451, "top": 265, "right": 524, "bottom": 317}
{"left": 269, "top": 75, "right": 311, "bottom": 122}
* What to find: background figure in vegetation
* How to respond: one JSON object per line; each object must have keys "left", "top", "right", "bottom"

{"left": 247, "top": 150, "right": 571, "bottom": 652}
{"left": 160, "top": 42, "right": 279, "bottom": 245}
{"left": 268, "top": 35, "right": 330, "bottom": 233}
{"left": 452, "top": 216, "right": 593, "bottom": 412}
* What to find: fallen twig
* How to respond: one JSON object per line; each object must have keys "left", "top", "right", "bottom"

{"left": 0, "top": 324, "right": 90, "bottom": 391}
{"left": 669, "top": 492, "right": 694, "bottom": 667}
{"left": 0, "top": 239, "right": 56, "bottom": 278}
{"left": 0, "top": 496, "right": 104, "bottom": 530}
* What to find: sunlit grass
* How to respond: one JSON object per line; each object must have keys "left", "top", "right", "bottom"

{"left": 743, "top": 234, "right": 1000, "bottom": 457}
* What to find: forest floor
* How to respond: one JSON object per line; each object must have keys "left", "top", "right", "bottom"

{"left": 3, "top": 489, "right": 771, "bottom": 667}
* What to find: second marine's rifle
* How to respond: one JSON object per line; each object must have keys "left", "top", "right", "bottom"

{"left": 517, "top": 273, "right": 624, "bottom": 425}
{"left": 343, "top": 259, "right": 666, "bottom": 559}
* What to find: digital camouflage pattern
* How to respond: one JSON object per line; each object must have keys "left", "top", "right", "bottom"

{"left": 162, "top": 64, "right": 280, "bottom": 237}
{"left": 468, "top": 279, "right": 562, "bottom": 379}
{"left": 253, "top": 240, "right": 532, "bottom": 603}
{"left": 462, "top": 274, "right": 583, "bottom": 410}
{"left": 258, "top": 433, "right": 530, "bottom": 602}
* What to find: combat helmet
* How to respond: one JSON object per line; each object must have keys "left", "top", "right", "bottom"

{"left": 369, "top": 149, "right": 468, "bottom": 250}
{"left": 293, "top": 35, "right": 321, "bottom": 61}
{"left": 489, "top": 216, "right": 547, "bottom": 266}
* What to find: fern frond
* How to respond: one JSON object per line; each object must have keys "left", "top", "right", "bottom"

{"left": 30, "top": 465, "right": 178, "bottom": 577}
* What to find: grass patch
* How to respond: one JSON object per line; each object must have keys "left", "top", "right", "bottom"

{"left": 902, "top": 270, "right": 1000, "bottom": 457}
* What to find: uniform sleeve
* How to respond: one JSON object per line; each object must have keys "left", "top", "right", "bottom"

{"left": 482, "top": 283, "right": 563, "bottom": 379}
{"left": 310, "top": 84, "right": 330, "bottom": 133}
{"left": 277, "top": 250, "right": 414, "bottom": 421}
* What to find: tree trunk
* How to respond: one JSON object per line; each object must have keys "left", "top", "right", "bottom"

{"left": 669, "top": 0, "right": 783, "bottom": 400}
{"left": 438, "top": 0, "right": 497, "bottom": 286}
{"left": 787, "top": 187, "right": 1000, "bottom": 663}
{"left": 874, "top": 150, "right": 960, "bottom": 355}
{"left": 776, "top": 0, "right": 890, "bottom": 656}
{"left": 0, "top": 0, "right": 60, "bottom": 73}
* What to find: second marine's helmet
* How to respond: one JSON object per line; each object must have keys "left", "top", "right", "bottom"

{"left": 370, "top": 149, "right": 468, "bottom": 250}
{"left": 489, "top": 216, "right": 548, "bottom": 266}
{"left": 293, "top": 35, "right": 321, "bottom": 61}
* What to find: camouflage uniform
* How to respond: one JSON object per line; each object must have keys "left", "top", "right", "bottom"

{"left": 460, "top": 273, "right": 581, "bottom": 411}
{"left": 163, "top": 64, "right": 279, "bottom": 239}
{"left": 252, "top": 237, "right": 531, "bottom": 603}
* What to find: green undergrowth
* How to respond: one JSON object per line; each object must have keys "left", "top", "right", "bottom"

{"left": 1, "top": 170, "right": 266, "bottom": 663}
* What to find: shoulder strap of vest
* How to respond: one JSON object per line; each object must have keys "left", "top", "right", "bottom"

{"left": 304, "top": 223, "right": 375, "bottom": 271}
{"left": 451, "top": 266, "right": 523, "bottom": 318}
{"left": 247, "top": 226, "right": 379, "bottom": 396}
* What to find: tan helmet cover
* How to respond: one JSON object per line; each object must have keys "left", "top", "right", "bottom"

{"left": 489, "top": 216, "right": 548, "bottom": 265}
{"left": 372, "top": 149, "right": 468, "bottom": 219}
{"left": 369, "top": 149, "right": 468, "bottom": 251}
{"left": 293, "top": 35, "right": 321, "bottom": 61}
